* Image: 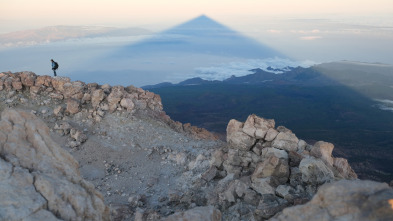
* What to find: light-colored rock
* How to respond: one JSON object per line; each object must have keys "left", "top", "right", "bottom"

{"left": 107, "top": 85, "right": 125, "bottom": 111}
{"left": 49, "top": 92, "right": 64, "bottom": 100}
{"left": 176, "top": 152, "right": 187, "bottom": 165}
{"left": 210, "top": 149, "right": 224, "bottom": 167}
{"left": 63, "top": 81, "right": 85, "bottom": 99}
{"left": 70, "top": 128, "right": 88, "bottom": 143}
{"left": 82, "top": 93, "right": 91, "bottom": 104}
{"left": 333, "top": 158, "right": 357, "bottom": 179}
{"left": 53, "top": 121, "right": 71, "bottom": 134}
{"left": 66, "top": 98, "right": 80, "bottom": 114}
{"left": 20, "top": 71, "right": 36, "bottom": 87}
{"left": 271, "top": 180, "right": 393, "bottom": 221}
{"left": 11, "top": 81, "right": 23, "bottom": 90}
{"left": 51, "top": 76, "right": 70, "bottom": 92}
{"left": 265, "top": 128, "right": 279, "bottom": 142}
{"left": 251, "top": 177, "right": 276, "bottom": 195}
{"left": 0, "top": 109, "right": 110, "bottom": 220}
{"left": 272, "top": 131, "right": 299, "bottom": 152}
{"left": 252, "top": 155, "right": 289, "bottom": 184}
{"left": 310, "top": 141, "right": 334, "bottom": 166}
{"left": 35, "top": 75, "right": 52, "bottom": 87}
{"left": 275, "top": 185, "right": 295, "bottom": 199}
{"left": 242, "top": 114, "right": 275, "bottom": 139}
{"left": 120, "top": 98, "right": 135, "bottom": 110}
{"left": 261, "top": 147, "right": 288, "bottom": 159}
{"left": 53, "top": 106, "right": 63, "bottom": 116}
{"left": 299, "top": 158, "right": 334, "bottom": 185}
{"left": 91, "top": 89, "right": 105, "bottom": 108}
{"left": 297, "top": 139, "right": 308, "bottom": 152}
{"left": 162, "top": 206, "right": 222, "bottom": 221}
{"left": 227, "top": 119, "right": 256, "bottom": 150}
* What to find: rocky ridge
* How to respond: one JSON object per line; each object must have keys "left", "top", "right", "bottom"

{"left": 1, "top": 71, "right": 392, "bottom": 221}
{"left": 0, "top": 71, "right": 217, "bottom": 143}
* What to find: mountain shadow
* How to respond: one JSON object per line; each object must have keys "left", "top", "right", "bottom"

{"left": 113, "top": 15, "right": 285, "bottom": 58}
{"left": 71, "top": 15, "right": 288, "bottom": 87}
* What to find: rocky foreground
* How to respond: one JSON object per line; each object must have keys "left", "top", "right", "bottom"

{"left": 0, "top": 71, "right": 393, "bottom": 221}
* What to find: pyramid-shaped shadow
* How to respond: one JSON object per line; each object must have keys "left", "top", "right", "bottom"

{"left": 112, "top": 15, "right": 286, "bottom": 59}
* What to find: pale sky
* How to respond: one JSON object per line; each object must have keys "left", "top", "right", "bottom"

{"left": 1, "top": 0, "right": 393, "bottom": 32}
{"left": 1, "top": 0, "right": 393, "bottom": 66}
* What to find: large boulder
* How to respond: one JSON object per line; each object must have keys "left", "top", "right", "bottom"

{"left": 270, "top": 180, "right": 393, "bottom": 221}
{"left": 242, "top": 114, "right": 275, "bottom": 139}
{"left": 19, "top": 71, "right": 37, "bottom": 87}
{"left": 299, "top": 158, "right": 334, "bottom": 185}
{"left": 227, "top": 119, "right": 256, "bottom": 150}
{"left": 63, "top": 81, "right": 85, "bottom": 100}
{"left": 66, "top": 98, "right": 81, "bottom": 114}
{"left": 333, "top": 158, "right": 358, "bottom": 179}
{"left": 0, "top": 109, "right": 110, "bottom": 220}
{"left": 272, "top": 131, "right": 299, "bottom": 152}
{"left": 310, "top": 141, "right": 334, "bottom": 166}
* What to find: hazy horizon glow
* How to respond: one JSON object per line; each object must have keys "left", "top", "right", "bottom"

{"left": 1, "top": 0, "right": 393, "bottom": 32}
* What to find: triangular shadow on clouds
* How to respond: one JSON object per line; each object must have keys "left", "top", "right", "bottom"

{"left": 71, "top": 15, "right": 289, "bottom": 87}
{"left": 109, "top": 14, "right": 286, "bottom": 59}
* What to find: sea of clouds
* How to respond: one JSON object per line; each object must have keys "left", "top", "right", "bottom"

{"left": 192, "top": 57, "right": 318, "bottom": 81}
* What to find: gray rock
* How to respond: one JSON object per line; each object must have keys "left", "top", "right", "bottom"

{"left": 162, "top": 206, "right": 222, "bottom": 221}
{"left": 275, "top": 185, "right": 296, "bottom": 200}
{"left": 251, "top": 177, "right": 276, "bottom": 195}
{"left": 252, "top": 156, "right": 289, "bottom": 184}
{"left": 255, "top": 194, "right": 289, "bottom": 219}
{"left": 0, "top": 109, "right": 110, "bottom": 220}
{"left": 210, "top": 149, "right": 224, "bottom": 167}
{"left": 310, "top": 141, "right": 334, "bottom": 166}
{"left": 271, "top": 180, "right": 393, "bottom": 221}
{"left": 202, "top": 166, "right": 218, "bottom": 182}
{"left": 299, "top": 158, "right": 334, "bottom": 185}
{"left": 272, "top": 131, "right": 299, "bottom": 152}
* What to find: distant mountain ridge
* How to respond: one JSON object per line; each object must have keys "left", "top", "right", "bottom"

{"left": 143, "top": 65, "right": 338, "bottom": 89}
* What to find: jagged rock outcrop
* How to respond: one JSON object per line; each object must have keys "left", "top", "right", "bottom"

{"left": 0, "top": 109, "right": 110, "bottom": 220}
{"left": 193, "top": 114, "right": 358, "bottom": 220}
{"left": 0, "top": 71, "right": 217, "bottom": 140}
{"left": 270, "top": 179, "right": 393, "bottom": 221}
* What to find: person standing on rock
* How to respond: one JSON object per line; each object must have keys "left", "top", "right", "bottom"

{"left": 51, "top": 59, "right": 59, "bottom": 76}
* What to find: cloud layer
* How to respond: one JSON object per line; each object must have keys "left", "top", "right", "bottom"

{"left": 191, "top": 57, "right": 318, "bottom": 81}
